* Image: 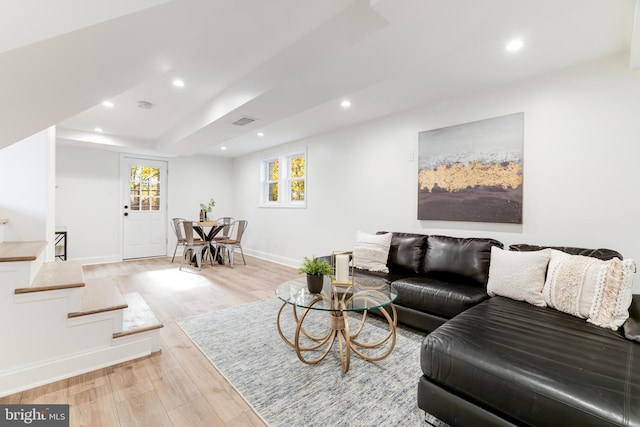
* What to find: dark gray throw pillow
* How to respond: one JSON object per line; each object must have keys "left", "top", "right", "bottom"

{"left": 623, "top": 294, "right": 640, "bottom": 342}
{"left": 424, "top": 235, "right": 503, "bottom": 285}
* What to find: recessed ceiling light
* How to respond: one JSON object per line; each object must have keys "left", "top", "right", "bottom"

{"left": 341, "top": 100, "right": 351, "bottom": 108}
{"left": 172, "top": 79, "right": 185, "bottom": 87}
{"left": 102, "top": 101, "right": 114, "bottom": 108}
{"left": 506, "top": 39, "right": 524, "bottom": 52}
{"left": 257, "top": 132, "right": 264, "bottom": 137}
{"left": 220, "top": 146, "right": 227, "bottom": 151}
{"left": 94, "top": 127, "right": 103, "bottom": 133}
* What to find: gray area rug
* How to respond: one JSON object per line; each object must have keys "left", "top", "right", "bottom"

{"left": 178, "top": 297, "right": 441, "bottom": 426}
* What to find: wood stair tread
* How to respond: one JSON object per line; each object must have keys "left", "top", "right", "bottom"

{"left": 0, "top": 241, "right": 47, "bottom": 262}
{"left": 15, "top": 260, "right": 85, "bottom": 294}
{"left": 68, "top": 277, "right": 128, "bottom": 318}
{"left": 114, "top": 292, "right": 163, "bottom": 338}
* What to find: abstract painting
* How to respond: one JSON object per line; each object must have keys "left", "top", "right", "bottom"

{"left": 417, "top": 112, "right": 524, "bottom": 223}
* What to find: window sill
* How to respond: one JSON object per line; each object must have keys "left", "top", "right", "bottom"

{"left": 259, "top": 203, "right": 306, "bottom": 209}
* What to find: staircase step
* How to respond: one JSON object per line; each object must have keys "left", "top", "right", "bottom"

{"left": 15, "top": 260, "right": 85, "bottom": 294}
{"left": 0, "top": 241, "right": 47, "bottom": 262}
{"left": 68, "top": 277, "right": 128, "bottom": 318}
{"left": 113, "top": 292, "right": 163, "bottom": 338}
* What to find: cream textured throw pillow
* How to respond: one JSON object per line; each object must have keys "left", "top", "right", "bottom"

{"left": 543, "top": 249, "right": 636, "bottom": 330}
{"left": 352, "top": 231, "right": 392, "bottom": 273}
{"left": 487, "top": 247, "right": 550, "bottom": 307}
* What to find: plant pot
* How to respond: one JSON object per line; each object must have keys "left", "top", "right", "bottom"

{"left": 306, "top": 274, "right": 324, "bottom": 293}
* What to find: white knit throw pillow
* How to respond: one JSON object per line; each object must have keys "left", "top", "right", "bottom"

{"left": 487, "top": 247, "right": 550, "bottom": 307}
{"left": 543, "top": 249, "right": 636, "bottom": 330}
{"left": 352, "top": 231, "right": 392, "bottom": 273}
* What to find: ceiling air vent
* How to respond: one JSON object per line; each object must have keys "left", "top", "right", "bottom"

{"left": 232, "top": 116, "right": 258, "bottom": 126}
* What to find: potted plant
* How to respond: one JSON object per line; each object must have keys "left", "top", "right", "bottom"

{"left": 199, "top": 198, "right": 216, "bottom": 221}
{"left": 298, "top": 256, "right": 332, "bottom": 293}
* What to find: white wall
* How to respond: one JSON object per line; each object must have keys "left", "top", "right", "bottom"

{"left": 166, "top": 154, "right": 234, "bottom": 255}
{"left": 233, "top": 53, "right": 640, "bottom": 292}
{"left": 0, "top": 128, "right": 55, "bottom": 260}
{"left": 56, "top": 145, "right": 120, "bottom": 263}
{"left": 55, "top": 145, "right": 234, "bottom": 263}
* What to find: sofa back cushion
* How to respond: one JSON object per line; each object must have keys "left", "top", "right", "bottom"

{"left": 423, "top": 235, "right": 503, "bottom": 285}
{"left": 509, "top": 244, "right": 622, "bottom": 261}
{"left": 377, "top": 232, "right": 428, "bottom": 274}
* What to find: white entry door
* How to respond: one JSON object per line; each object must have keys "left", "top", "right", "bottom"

{"left": 121, "top": 157, "right": 168, "bottom": 259}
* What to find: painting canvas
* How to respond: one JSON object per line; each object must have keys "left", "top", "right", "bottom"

{"left": 417, "top": 113, "right": 524, "bottom": 224}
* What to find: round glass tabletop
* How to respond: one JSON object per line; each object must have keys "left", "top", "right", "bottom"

{"left": 275, "top": 276, "right": 397, "bottom": 312}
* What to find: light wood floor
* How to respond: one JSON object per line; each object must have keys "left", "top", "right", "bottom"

{"left": 0, "top": 255, "right": 299, "bottom": 427}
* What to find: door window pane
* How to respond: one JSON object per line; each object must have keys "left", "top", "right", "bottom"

{"left": 129, "top": 165, "right": 161, "bottom": 211}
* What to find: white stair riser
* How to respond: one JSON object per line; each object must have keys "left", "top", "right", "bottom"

{"left": 0, "top": 258, "right": 44, "bottom": 290}
{"left": 113, "top": 328, "right": 161, "bottom": 353}
{"left": 68, "top": 309, "right": 125, "bottom": 334}
{"left": 14, "top": 287, "right": 82, "bottom": 313}
{"left": 0, "top": 330, "right": 160, "bottom": 397}
{"left": 1, "top": 298, "right": 116, "bottom": 369}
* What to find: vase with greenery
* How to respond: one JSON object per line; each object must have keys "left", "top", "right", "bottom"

{"left": 298, "top": 256, "right": 332, "bottom": 293}
{"left": 199, "top": 198, "right": 216, "bottom": 221}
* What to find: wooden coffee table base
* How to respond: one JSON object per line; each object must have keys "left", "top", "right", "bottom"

{"left": 276, "top": 296, "right": 397, "bottom": 373}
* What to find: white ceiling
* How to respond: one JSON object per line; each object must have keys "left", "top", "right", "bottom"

{"left": 1, "top": 0, "right": 638, "bottom": 158}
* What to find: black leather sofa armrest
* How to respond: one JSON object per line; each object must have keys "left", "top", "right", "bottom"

{"left": 623, "top": 294, "right": 640, "bottom": 342}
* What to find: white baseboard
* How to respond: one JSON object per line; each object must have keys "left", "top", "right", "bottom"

{"left": 70, "top": 254, "right": 122, "bottom": 265}
{"left": 242, "top": 248, "right": 298, "bottom": 269}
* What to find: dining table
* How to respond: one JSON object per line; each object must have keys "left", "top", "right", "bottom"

{"left": 192, "top": 220, "right": 226, "bottom": 265}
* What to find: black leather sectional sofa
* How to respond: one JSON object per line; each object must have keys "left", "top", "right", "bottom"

{"left": 352, "top": 232, "right": 639, "bottom": 427}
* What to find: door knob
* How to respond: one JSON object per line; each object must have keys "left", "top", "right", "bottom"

{"left": 124, "top": 212, "right": 129, "bottom": 216}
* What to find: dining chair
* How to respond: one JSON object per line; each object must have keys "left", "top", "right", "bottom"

{"left": 213, "top": 220, "right": 247, "bottom": 268}
{"left": 178, "top": 220, "right": 212, "bottom": 271}
{"left": 213, "top": 217, "right": 234, "bottom": 241}
{"left": 170, "top": 217, "right": 187, "bottom": 263}
{"left": 211, "top": 216, "right": 234, "bottom": 263}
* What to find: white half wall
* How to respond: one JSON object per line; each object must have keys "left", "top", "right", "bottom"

{"left": 0, "top": 128, "right": 54, "bottom": 260}
{"left": 232, "top": 52, "right": 640, "bottom": 291}
{"left": 55, "top": 144, "right": 234, "bottom": 263}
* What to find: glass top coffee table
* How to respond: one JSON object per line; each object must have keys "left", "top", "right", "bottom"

{"left": 275, "top": 276, "right": 398, "bottom": 372}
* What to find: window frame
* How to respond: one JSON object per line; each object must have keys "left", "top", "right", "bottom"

{"left": 260, "top": 148, "right": 307, "bottom": 208}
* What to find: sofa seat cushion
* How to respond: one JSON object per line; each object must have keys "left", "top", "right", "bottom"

{"left": 392, "top": 277, "right": 489, "bottom": 319}
{"left": 353, "top": 268, "right": 407, "bottom": 285}
{"left": 421, "top": 297, "right": 640, "bottom": 427}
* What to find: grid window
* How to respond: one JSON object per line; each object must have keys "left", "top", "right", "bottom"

{"left": 261, "top": 151, "right": 306, "bottom": 207}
